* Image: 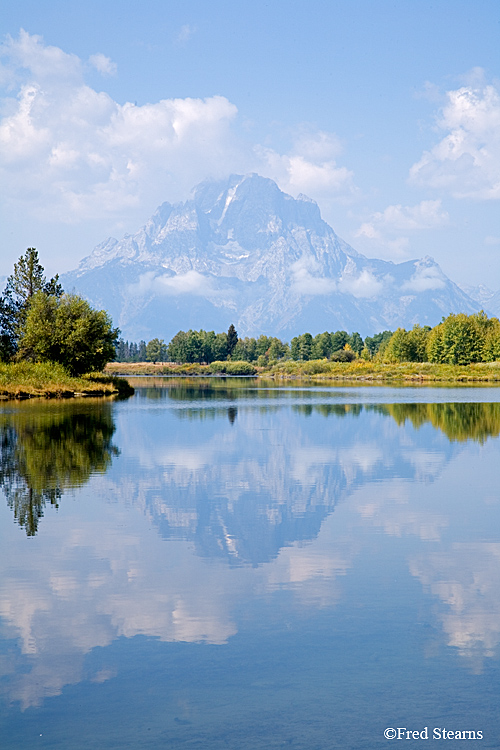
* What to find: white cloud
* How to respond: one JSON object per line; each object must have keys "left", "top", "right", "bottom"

{"left": 130, "top": 270, "right": 215, "bottom": 297}
{"left": 357, "top": 200, "right": 449, "bottom": 238}
{"left": 175, "top": 24, "right": 196, "bottom": 45}
{"left": 401, "top": 261, "right": 446, "bottom": 293}
{"left": 409, "top": 76, "right": 500, "bottom": 200}
{"left": 0, "top": 32, "right": 358, "bottom": 252}
{"left": 0, "top": 28, "right": 81, "bottom": 84}
{"left": 485, "top": 236, "right": 500, "bottom": 246}
{"left": 0, "top": 32, "right": 240, "bottom": 223}
{"left": 339, "top": 268, "right": 384, "bottom": 298}
{"left": 290, "top": 256, "right": 337, "bottom": 295}
{"left": 355, "top": 200, "right": 449, "bottom": 261}
{"left": 88, "top": 53, "right": 117, "bottom": 77}
{"left": 258, "top": 130, "right": 356, "bottom": 202}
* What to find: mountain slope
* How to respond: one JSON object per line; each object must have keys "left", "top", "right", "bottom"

{"left": 62, "top": 173, "right": 480, "bottom": 340}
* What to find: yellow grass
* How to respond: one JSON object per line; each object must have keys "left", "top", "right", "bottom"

{"left": 0, "top": 362, "right": 133, "bottom": 400}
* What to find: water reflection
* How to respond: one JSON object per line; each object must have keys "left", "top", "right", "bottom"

{"left": 0, "top": 401, "right": 118, "bottom": 535}
{"left": 376, "top": 402, "right": 500, "bottom": 442}
{"left": 1, "top": 384, "right": 500, "bottom": 726}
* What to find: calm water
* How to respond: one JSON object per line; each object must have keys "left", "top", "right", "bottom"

{"left": 1, "top": 379, "right": 500, "bottom": 749}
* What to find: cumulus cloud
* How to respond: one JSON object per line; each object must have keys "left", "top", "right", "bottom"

{"left": 401, "top": 262, "right": 446, "bottom": 293}
{"left": 355, "top": 200, "right": 449, "bottom": 261}
{"left": 339, "top": 269, "right": 384, "bottom": 298}
{"left": 357, "top": 200, "right": 449, "bottom": 239}
{"left": 0, "top": 32, "right": 240, "bottom": 223}
{"left": 290, "top": 256, "right": 337, "bottom": 295}
{"left": 290, "top": 256, "right": 384, "bottom": 299}
{"left": 0, "top": 32, "right": 358, "bottom": 240}
{"left": 256, "top": 129, "right": 357, "bottom": 208}
{"left": 130, "top": 270, "right": 215, "bottom": 297}
{"left": 409, "top": 75, "right": 500, "bottom": 200}
{"left": 88, "top": 53, "right": 117, "bottom": 76}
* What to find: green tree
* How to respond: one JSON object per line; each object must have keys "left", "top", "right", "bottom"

{"left": 168, "top": 331, "right": 189, "bottom": 362}
{"left": 291, "top": 333, "right": 313, "bottom": 360}
{"left": 383, "top": 328, "right": 413, "bottom": 363}
{"left": 312, "top": 332, "right": 332, "bottom": 359}
{"left": 330, "top": 330, "right": 349, "bottom": 353}
{"left": 146, "top": 338, "right": 167, "bottom": 363}
{"left": 427, "top": 313, "right": 484, "bottom": 365}
{"left": 213, "top": 332, "right": 229, "bottom": 361}
{"left": 227, "top": 324, "right": 238, "bottom": 358}
{"left": 364, "top": 330, "right": 393, "bottom": 357}
{"left": 0, "top": 248, "right": 62, "bottom": 359}
{"left": 19, "top": 292, "right": 119, "bottom": 375}
{"left": 347, "top": 331, "right": 364, "bottom": 355}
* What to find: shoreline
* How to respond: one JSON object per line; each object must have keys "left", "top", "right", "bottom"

{"left": 105, "top": 360, "right": 500, "bottom": 383}
{"left": 0, "top": 363, "right": 134, "bottom": 401}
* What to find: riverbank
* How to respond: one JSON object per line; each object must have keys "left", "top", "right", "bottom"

{"left": 105, "top": 359, "right": 500, "bottom": 382}
{"left": 0, "top": 362, "right": 134, "bottom": 400}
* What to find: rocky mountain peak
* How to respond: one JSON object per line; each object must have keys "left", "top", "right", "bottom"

{"left": 63, "top": 174, "right": 482, "bottom": 341}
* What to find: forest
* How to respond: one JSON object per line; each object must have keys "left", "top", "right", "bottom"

{"left": 115, "top": 312, "right": 500, "bottom": 368}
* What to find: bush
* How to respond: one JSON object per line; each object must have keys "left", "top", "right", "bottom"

{"left": 208, "top": 360, "right": 257, "bottom": 375}
{"left": 330, "top": 349, "right": 356, "bottom": 362}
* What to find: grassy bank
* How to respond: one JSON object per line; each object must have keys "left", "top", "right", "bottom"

{"left": 105, "top": 361, "right": 257, "bottom": 376}
{"left": 106, "top": 359, "right": 500, "bottom": 382}
{"left": 265, "top": 359, "right": 500, "bottom": 381}
{"left": 0, "top": 362, "right": 134, "bottom": 400}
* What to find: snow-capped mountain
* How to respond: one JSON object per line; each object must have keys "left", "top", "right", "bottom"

{"left": 62, "top": 174, "right": 481, "bottom": 340}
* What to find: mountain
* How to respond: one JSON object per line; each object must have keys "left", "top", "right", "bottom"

{"left": 459, "top": 284, "right": 496, "bottom": 311}
{"left": 62, "top": 173, "right": 481, "bottom": 340}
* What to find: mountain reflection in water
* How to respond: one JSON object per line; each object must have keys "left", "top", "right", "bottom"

{"left": 1, "top": 382, "right": 500, "bottom": 747}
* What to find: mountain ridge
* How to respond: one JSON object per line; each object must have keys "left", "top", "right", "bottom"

{"left": 62, "top": 173, "right": 484, "bottom": 340}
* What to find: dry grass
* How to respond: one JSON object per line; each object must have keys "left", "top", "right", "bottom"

{"left": 0, "top": 362, "right": 133, "bottom": 400}
{"left": 106, "top": 358, "right": 500, "bottom": 383}
{"left": 265, "top": 359, "right": 500, "bottom": 382}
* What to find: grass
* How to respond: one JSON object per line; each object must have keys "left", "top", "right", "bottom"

{"left": 264, "top": 359, "right": 500, "bottom": 382}
{"left": 106, "top": 358, "right": 500, "bottom": 383}
{"left": 0, "top": 361, "right": 134, "bottom": 400}
{"left": 105, "top": 361, "right": 257, "bottom": 376}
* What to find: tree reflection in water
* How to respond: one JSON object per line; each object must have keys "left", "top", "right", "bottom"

{"left": 0, "top": 401, "right": 118, "bottom": 536}
{"left": 376, "top": 402, "right": 500, "bottom": 443}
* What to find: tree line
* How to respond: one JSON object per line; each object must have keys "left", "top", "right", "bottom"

{"left": 120, "top": 313, "right": 500, "bottom": 367}
{"left": 0, "top": 249, "right": 118, "bottom": 375}
{"left": 117, "top": 327, "right": 393, "bottom": 365}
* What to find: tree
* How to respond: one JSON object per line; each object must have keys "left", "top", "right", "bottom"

{"left": 383, "top": 328, "right": 413, "bottom": 363}
{"left": 330, "top": 330, "right": 349, "bottom": 353}
{"left": 291, "top": 333, "right": 313, "bottom": 360}
{"left": 227, "top": 324, "right": 238, "bottom": 358}
{"left": 347, "top": 332, "right": 364, "bottom": 355}
{"left": 19, "top": 292, "right": 119, "bottom": 376}
{"left": 0, "top": 249, "right": 62, "bottom": 358}
{"left": 427, "top": 313, "right": 484, "bottom": 365}
{"left": 312, "top": 332, "right": 332, "bottom": 359}
{"left": 364, "top": 330, "right": 393, "bottom": 357}
{"left": 146, "top": 338, "right": 167, "bottom": 363}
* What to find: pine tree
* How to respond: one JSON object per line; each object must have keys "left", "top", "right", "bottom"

{"left": 0, "top": 249, "right": 62, "bottom": 358}
{"left": 227, "top": 324, "right": 238, "bottom": 358}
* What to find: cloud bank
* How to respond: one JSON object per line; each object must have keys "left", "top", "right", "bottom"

{"left": 0, "top": 31, "right": 356, "bottom": 230}
{"left": 410, "top": 76, "right": 500, "bottom": 200}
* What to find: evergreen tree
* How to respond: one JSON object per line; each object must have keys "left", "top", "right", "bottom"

{"left": 330, "top": 330, "right": 349, "bottom": 353}
{"left": 227, "top": 324, "right": 238, "bottom": 358}
{"left": 0, "top": 248, "right": 62, "bottom": 359}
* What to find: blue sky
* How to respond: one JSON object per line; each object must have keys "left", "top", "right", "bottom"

{"left": 1, "top": 1, "right": 499, "bottom": 288}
